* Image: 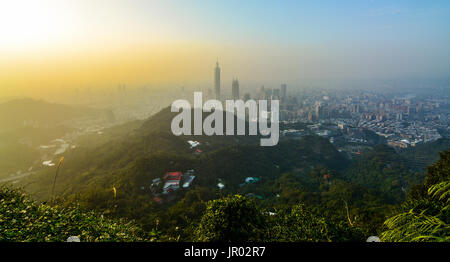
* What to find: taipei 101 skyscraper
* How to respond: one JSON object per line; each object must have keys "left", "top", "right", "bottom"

{"left": 214, "top": 60, "right": 221, "bottom": 100}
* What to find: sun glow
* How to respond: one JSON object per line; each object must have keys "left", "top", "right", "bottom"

{"left": 0, "top": 0, "right": 83, "bottom": 52}
{"left": 0, "top": 1, "right": 448, "bottom": 99}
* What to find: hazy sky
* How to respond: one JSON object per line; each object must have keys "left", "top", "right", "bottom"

{"left": 1, "top": 0, "right": 449, "bottom": 97}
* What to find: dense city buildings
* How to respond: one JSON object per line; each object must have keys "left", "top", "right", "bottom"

{"left": 272, "top": 87, "right": 449, "bottom": 151}
{"left": 206, "top": 62, "right": 448, "bottom": 151}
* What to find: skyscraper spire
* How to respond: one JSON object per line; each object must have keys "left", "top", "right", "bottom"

{"left": 214, "top": 60, "right": 221, "bottom": 100}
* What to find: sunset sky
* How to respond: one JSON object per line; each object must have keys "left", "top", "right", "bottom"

{"left": 1, "top": 0, "right": 449, "bottom": 98}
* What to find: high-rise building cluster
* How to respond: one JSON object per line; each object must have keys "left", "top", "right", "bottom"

{"left": 213, "top": 61, "right": 287, "bottom": 103}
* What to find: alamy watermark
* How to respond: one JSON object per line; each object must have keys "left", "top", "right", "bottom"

{"left": 170, "top": 92, "right": 279, "bottom": 146}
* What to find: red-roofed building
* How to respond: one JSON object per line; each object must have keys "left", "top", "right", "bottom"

{"left": 194, "top": 149, "right": 203, "bottom": 155}
{"left": 323, "top": 173, "right": 333, "bottom": 180}
{"left": 164, "top": 172, "right": 182, "bottom": 181}
{"left": 153, "top": 197, "right": 163, "bottom": 203}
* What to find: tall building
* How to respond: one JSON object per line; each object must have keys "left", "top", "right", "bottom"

{"left": 232, "top": 78, "right": 239, "bottom": 100}
{"left": 243, "top": 93, "right": 250, "bottom": 101}
{"left": 214, "top": 60, "right": 221, "bottom": 100}
{"left": 272, "top": 88, "right": 281, "bottom": 99}
{"left": 315, "top": 101, "right": 323, "bottom": 120}
{"left": 265, "top": 88, "right": 273, "bottom": 99}
{"left": 281, "top": 84, "right": 287, "bottom": 99}
{"left": 206, "top": 88, "right": 213, "bottom": 99}
{"left": 259, "top": 86, "right": 266, "bottom": 100}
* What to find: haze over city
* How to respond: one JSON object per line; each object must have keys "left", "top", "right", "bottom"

{"left": 1, "top": 0, "right": 450, "bottom": 100}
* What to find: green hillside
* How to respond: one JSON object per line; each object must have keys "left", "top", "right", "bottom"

{"left": 5, "top": 106, "right": 448, "bottom": 242}
{"left": 0, "top": 187, "right": 150, "bottom": 242}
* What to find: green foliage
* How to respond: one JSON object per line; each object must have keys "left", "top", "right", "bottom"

{"left": 195, "top": 195, "right": 364, "bottom": 242}
{"left": 195, "top": 195, "right": 267, "bottom": 242}
{"left": 380, "top": 209, "right": 449, "bottom": 242}
{"left": 343, "top": 145, "right": 418, "bottom": 203}
{"left": 400, "top": 138, "right": 450, "bottom": 171}
{"left": 267, "top": 204, "right": 331, "bottom": 242}
{"left": 9, "top": 106, "right": 448, "bottom": 242}
{"left": 0, "top": 187, "right": 150, "bottom": 242}
{"left": 380, "top": 151, "right": 450, "bottom": 242}
{"left": 406, "top": 149, "right": 450, "bottom": 200}
{"left": 424, "top": 150, "right": 450, "bottom": 188}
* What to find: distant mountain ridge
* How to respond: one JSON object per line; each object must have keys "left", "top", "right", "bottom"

{"left": 0, "top": 98, "right": 100, "bottom": 130}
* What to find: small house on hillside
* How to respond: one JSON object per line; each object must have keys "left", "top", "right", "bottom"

{"left": 163, "top": 172, "right": 182, "bottom": 194}
{"left": 187, "top": 140, "right": 200, "bottom": 149}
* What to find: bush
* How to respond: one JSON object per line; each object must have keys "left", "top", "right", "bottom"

{"left": 267, "top": 204, "right": 332, "bottom": 242}
{"left": 195, "top": 195, "right": 267, "bottom": 242}
{"left": 0, "top": 187, "right": 151, "bottom": 242}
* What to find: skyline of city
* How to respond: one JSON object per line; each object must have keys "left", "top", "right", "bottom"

{"left": 1, "top": 0, "right": 450, "bottom": 98}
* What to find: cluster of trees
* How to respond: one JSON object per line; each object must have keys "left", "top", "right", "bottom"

{"left": 195, "top": 195, "right": 363, "bottom": 242}
{"left": 343, "top": 145, "right": 419, "bottom": 203}
{"left": 0, "top": 187, "right": 151, "bottom": 242}
{"left": 381, "top": 150, "right": 449, "bottom": 242}
{"left": 1, "top": 149, "right": 448, "bottom": 242}
{"left": 192, "top": 151, "right": 449, "bottom": 242}
{"left": 400, "top": 138, "right": 450, "bottom": 171}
